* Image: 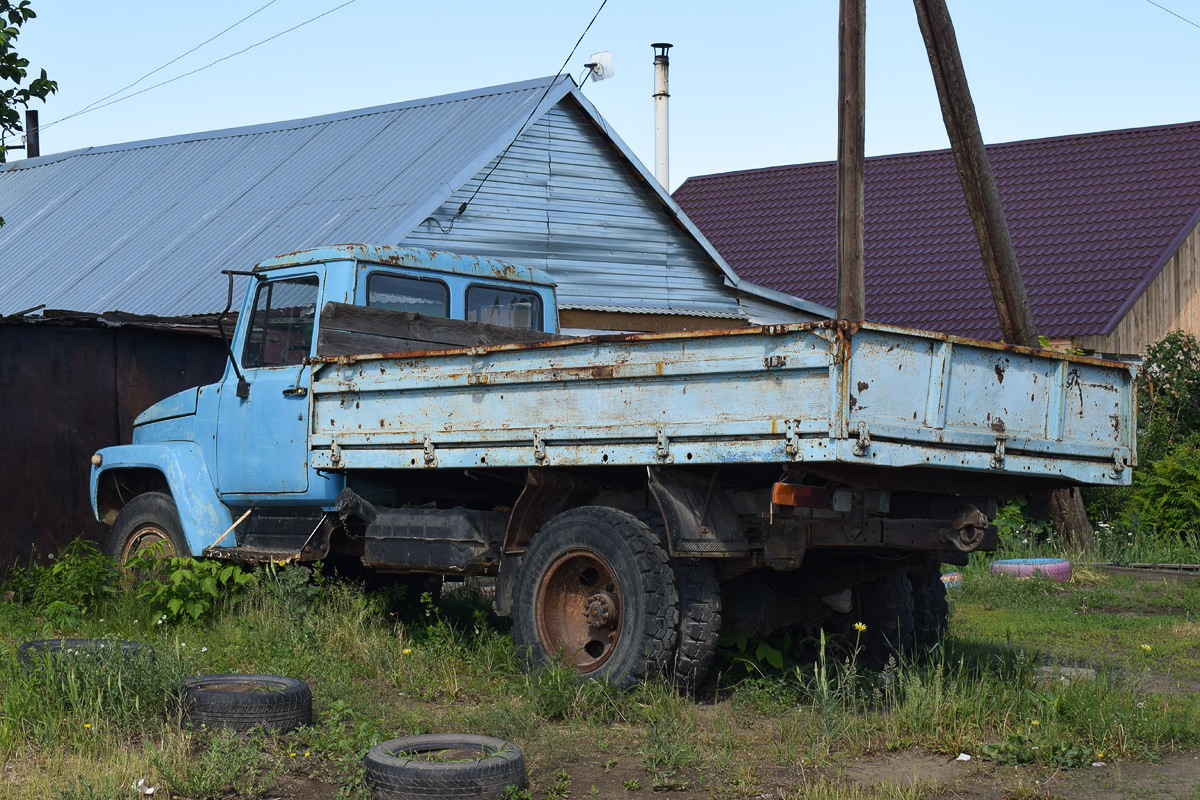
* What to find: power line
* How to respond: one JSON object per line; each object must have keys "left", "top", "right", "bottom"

{"left": 448, "top": 0, "right": 610, "bottom": 226}
{"left": 43, "top": 0, "right": 281, "bottom": 131}
{"left": 1144, "top": 0, "right": 1200, "bottom": 30}
{"left": 42, "top": 0, "right": 360, "bottom": 130}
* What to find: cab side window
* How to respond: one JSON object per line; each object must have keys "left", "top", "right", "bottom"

{"left": 368, "top": 273, "right": 449, "bottom": 316}
{"left": 242, "top": 277, "right": 320, "bottom": 368}
{"left": 465, "top": 285, "right": 541, "bottom": 331}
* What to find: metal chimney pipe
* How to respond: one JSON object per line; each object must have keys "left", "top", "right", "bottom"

{"left": 652, "top": 43, "right": 672, "bottom": 189}
{"left": 24, "top": 109, "right": 39, "bottom": 159}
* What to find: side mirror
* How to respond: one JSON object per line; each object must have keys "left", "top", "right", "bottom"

{"left": 218, "top": 269, "right": 258, "bottom": 400}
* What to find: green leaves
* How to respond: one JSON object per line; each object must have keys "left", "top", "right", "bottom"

{"left": 756, "top": 642, "right": 784, "bottom": 670}
{"left": 0, "top": 0, "right": 56, "bottom": 224}
{"left": 131, "top": 552, "right": 255, "bottom": 622}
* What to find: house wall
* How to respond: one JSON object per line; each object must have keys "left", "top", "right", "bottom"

{"left": 1076, "top": 219, "right": 1200, "bottom": 356}
{"left": 402, "top": 99, "right": 742, "bottom": 325}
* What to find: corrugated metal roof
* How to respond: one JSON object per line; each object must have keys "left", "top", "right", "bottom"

{"left": 674, "top": 120, "right": 1200, "bottom": 340}
{"left": 0, "top": 77, "right": 571, "bottom": 316}
{"left": 560, "top": 303, "right": 746, "bottom": 319}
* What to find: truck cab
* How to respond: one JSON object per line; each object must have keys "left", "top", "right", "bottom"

{"left": 91, "top": 245, "right": 558, "bottom": 561}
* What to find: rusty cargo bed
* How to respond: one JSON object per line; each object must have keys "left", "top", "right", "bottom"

{"left": 307, "top": 320, "right": 1136, "bottom": 492}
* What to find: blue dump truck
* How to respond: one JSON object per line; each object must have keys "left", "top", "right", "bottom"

{"left": 90, "top": 244, "right": 1136, "bottom": 688}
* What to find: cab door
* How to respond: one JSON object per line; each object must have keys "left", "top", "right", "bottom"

{"left": 216, "top": 271, "right": 323, "bottom": 496}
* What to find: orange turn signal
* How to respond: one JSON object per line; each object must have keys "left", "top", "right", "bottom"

{"left": 772, "top": 483, "right": 829, "bottom": 508}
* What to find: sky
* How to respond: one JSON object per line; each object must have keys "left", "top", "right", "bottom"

{"left": 14, "top": 0, "right": 1200, "bottom": 192}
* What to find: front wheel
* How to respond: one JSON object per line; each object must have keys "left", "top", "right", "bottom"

{"left": 106, "top": 492, "right": 189, "bottom": 564}
{"left": 512, "top": 507, "right": 678, "bottom": 689}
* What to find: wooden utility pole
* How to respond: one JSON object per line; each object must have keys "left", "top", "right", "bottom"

{"left": 836, "top": 0, "right": 866, "bottom": 321}
{"left": 912, "top": 0, "right": 1037, "bottom": 348}
{"left": 913, "top": 0, "right": 1093, "bottom": 547}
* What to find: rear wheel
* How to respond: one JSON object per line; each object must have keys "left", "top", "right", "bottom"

{"left": 512, "top": 506, "right": 678, "bottom": 689}
{"left": 856, "top": 570, "right": 915, "bottom": 669}
{"left": 635, "top": 511, "right": 721, "bottom": 691}
{"left": 106, "top": 492, "right": 189, "bottom": 564}
{"left": 909, "top": 568, "right": 949, "bottom": 652}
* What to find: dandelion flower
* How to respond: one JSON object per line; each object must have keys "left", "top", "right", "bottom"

{"left": 1141, "top": 643, "right": 1151, "bottom": 652}
{"left": 304, "top": 752, "right": 310, "bottom": 757}
{"left": 83, "top": 723, "right": 91, "bottom": 729}
{"left": 402, "top": 648, "right": 413, "bottom": 655}
{"left": 1096, "top": 751, "right": 1105, "bottom": 759}
{"left": 289, "top": 752, "right": 296, "bottom": 758}
{"left": 853, "top": 622, "right": 867, "bottom": 632}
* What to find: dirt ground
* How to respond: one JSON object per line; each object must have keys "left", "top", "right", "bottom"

{"left": 267, "top": 747, "right": 1200, "bottom": 799}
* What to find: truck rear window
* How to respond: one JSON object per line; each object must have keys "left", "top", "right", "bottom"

{"left": 368, "top": 273, "right": 449, "bottom": 317}
{"left": 242, "top": 277, "right": 320, "bottom": 368}
{"left": 466, "top": 285, "right": 541, "bottom": 331}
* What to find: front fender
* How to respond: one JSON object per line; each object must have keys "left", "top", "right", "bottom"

{"left": 91, "top": 443, "right": 233, "bottom": 556}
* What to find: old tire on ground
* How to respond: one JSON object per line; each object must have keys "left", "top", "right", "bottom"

{"left": 183, "top": 674, "right": 311, "bottom": 732}
{"left": 512, "top": 506, "right": 678, "bottom": 689}
{"left": 363, "top": 734, "right": 525, "bottom": 800}
{"left": 107, "top": 491, "right": 189, "bottom": 564}
{"left": 989, "top": 558, "right": 1072, "bottom": 582}
{"left": 856, "top": 570, "right": 915, "bottom": 670}
{"left": 908, "top": 568, "right": 949, "bottom": 652}
{"left": 634, "top": 511, "right": 721, "bottom": 691}
{"left": 18, "top": 638, "right": 149, "bottom": 669}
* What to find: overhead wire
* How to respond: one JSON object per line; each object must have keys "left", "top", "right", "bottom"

{"left": 1143, "top": 0, "right": 1200, "bottom": 30}
{"left": 41, "top": 0, "right": 360, "bottom": 131}
{"left": 444, "top": 0, "right": 610, "bottom": 230}
{"left": 42, "top": 0, "right": 282, "bottom": 131}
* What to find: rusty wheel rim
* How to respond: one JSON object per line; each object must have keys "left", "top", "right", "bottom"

{"left": 534, "top": 549, "right": 623, "bottom": 673}
{"left": 121, "top": 524, "right": 176, "bottom": 564}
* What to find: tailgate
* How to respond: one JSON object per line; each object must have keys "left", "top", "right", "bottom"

{"left": 839, "top": 324, "right": 1136, "bottom": 482}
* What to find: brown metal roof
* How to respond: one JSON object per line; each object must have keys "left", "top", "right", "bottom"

{"left": 673, "top": 120, "right": 1200, "bottom": 340}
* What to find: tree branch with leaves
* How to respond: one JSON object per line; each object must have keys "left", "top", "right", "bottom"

{"left": 0, "top": 0, "right": 54, "bottom": 203}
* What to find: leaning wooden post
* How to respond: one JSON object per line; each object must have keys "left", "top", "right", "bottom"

{"left": 836, "top": 0, "right": 866, "bottom": 321}
{"left": 913, "top": 0, "right": 1093, "bottom": 548}
{"left": 912, "top": 0, "right": 1037, "bottom": 348}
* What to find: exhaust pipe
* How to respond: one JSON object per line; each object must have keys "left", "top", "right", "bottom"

{"left": 652, "top": 43, "right": 672, "bottom": 189}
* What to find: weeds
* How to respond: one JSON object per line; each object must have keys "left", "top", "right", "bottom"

{"left": 132, "top": 549, "right": 254, "bottom": 622}
{"left": 51, "top": 775, "right": 126, "bottom": 800}
{"left": 2, "top": 539, "right": 1199, "bottom": 797}
{"left": 151, "top": 727, "right": 282, "bottom": 800}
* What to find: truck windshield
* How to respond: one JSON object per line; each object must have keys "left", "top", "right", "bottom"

{"left": 242, "top": 276, "right": 320, "bottom": 368}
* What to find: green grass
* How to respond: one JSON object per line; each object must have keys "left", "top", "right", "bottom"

{"left": 953, "top": 556, "right": 1200, "bottom": 684}
{"left": 1, "top": 551, "right": 1198, "bottom": 799}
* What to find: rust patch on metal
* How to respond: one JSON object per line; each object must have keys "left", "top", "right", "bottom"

{"left": 856, "top": 381, "right": 869, "bottom": 393}
{"left": 994, "top": 364, "right": 1005, "bottom": 383}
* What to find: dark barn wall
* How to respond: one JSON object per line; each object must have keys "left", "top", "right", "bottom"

{"left": 0, "top": 325, "right": 227, "bottom": 567}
